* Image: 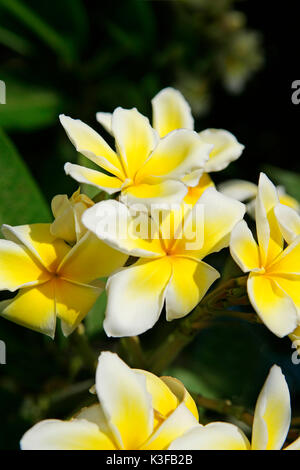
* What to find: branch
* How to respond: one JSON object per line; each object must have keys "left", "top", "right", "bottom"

{"left": 150, "top": 276, "right": 260, "bottom": 375}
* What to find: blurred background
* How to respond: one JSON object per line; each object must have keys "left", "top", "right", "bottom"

{"left": 0, "top": 0, "right": 299, "bottom": 449}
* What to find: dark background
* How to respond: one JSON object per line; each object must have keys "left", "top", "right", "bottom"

{"left": 0, "top": 0, "right": 299, "bottom": 450}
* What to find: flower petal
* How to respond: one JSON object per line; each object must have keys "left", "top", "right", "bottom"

{"left": 58, "top": 231, "right": 128, "bottom": 284}
{"left": 195, "top": 187, "right": 245, "bottom": 259}
{"left": 199, "top": 129, "right": 244, "bottom": 172}
{"left": 2, "top": 223, "right": 70, "bottom": 272}
{"left": 136, "top": 129, "right": 211, "bottom": 184}
{"left": 255, "top": 173, "right": 282, "bottom": 266}
{"left": 230, "top": 220, "right": 261, "bottom": 272}
{"left": 271, "top": 276, "right": 300, "bottom": 320}
{"left": 134, "top": 370, "right": 179, "bottom": 426}
{"left": 121, "top": 180, "right": 188, "bottom": 208}
{"left": 218, "top": 179, "right": 258, "bottom": 201}
{"left": 111, "top": 107, "right": 158, "bottom": 179}
{"left": 169, "top": 422, "right": 250, "bottom": 450}
{"left": 60, "top": 115, "right": 123, "bottom": 178}
{"left": 285, "top": 437, "right": 300, "bottom": 450}
{"left": 96, "top": 352, "right": 153, "bottom": 449}
{"left": 267, "top": 236, "right": 300, "bottom": 276}
{"left": 274, "top": 203, "right": 300, "bottom": 244}
{"left": 152, "top": 87, "right": 194, "bottom": 137}
{"left": 252, "top": 365, "right": 291, "bottom": 450}
{"left": 55, "top": 278, "right": 103, "bottom": 336}
{"left": 64, "top": 163, "right": 123, "bottom": 194}
{"left": 183, "top": 173, "right": 215, "bottom": 206}
{"left": 160, "top": 376, "right": 199, "bottom": 420}
{"left": 82, "top": 199, "right": 165, "bottom": 258}
{"left": 141, "top": 403, "right": 199, "bottom": 450}
{"left": 0, "top": 281, "right": 56, "bottom": 338}
{"left": 21, "top": 419, "right": 116, "bottom": 450}
{"left": 104, "top": 257, "right": 172, "bottom": 337}
{"left": 247, "top": 273, "right": 298, "bottom": 337}
{"left": 165, "top": 257, "right": 220, "bottom": 320}
{"left": 96, "top": 112, "right": 113, "bottom": 135}
{"left": 0, "top": 239, "right": 49, "bottom": 291}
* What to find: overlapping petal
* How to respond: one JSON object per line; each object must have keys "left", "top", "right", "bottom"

{"left": 21, "top": 419, "right": 116, "bottom": 450}
{"left": 96, "top": 352, "right": 153, "bottom": 449}
{"left": 230, "top": 220, "right": 261, "bottom": 272}
{"left": 104, "top": 257, "right": 172, "bottom": 337}
{"left": 0, "top": 239, "right": 50, "bottom": 291}
{"left": 165, "top": 257, "right": 220, "bottom": 320}
{"left": 64, "top": 163, "right": 124, "bottom": 194}
{"left": 0, "top": 281, "right": 56, "bottom": 338}
{"left": 136, "top": 129, "right": 211, "bottom": 184}
{"left": 58, "top": 230, "right": 128, "bottom": 284}
{"left": 252, "top": 365, "right": 291, "bottom": 450}
{"left": 60, "top": 115, "right": 123, "bottom": 178}
{"left": 169, "top": 422, "right": 250, "bottom": 450}
{"left": 111, "top": 107, "right": 158, "bottom": 179}
{"left": 274, "top": 203, "right": 300, "bottom": 244}
{"left": 247, "top": 273, "right": 298, "bottom": 337}
{"left": 152, "top": 87, "right": 194, "bottom": 137}
{"left": 82, "top": 199, "right": 165, "bottom": 258}
{"left": 199, "top": 129, "right": 244, "bottom": 173}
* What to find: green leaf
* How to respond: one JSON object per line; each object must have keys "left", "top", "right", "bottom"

{"left": 0, "top": 0, "right": 76, "bottom": 62}
{"left": 84, "top": 291, "right": 107, "bottom": 338}
{"left": 0, "top": 127, "right": 51, "bottom": 226}
{"left": 0, "top": 79, "right": 62, "bottom": 131}
{"left": 262, "top": 165, "right": 300, "bottom": 202}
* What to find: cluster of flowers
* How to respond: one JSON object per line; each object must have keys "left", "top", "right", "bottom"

{"left": 0, "top": 88, "right": 299, "bottom": 449}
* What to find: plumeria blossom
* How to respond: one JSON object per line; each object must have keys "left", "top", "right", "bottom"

{"left": 274, "top": 203, "right": 300, "bottom": 349}
{"left": 0, "top": 218, "right": 127, "bottom": 337}
{"left": 50, "top": 188, "right": 94, "bottom": 244}
{"left": 20, "top": 351, "right": 200, "bottom": 450}
{"left": 170, "top": 365, "right": 300, "bottom": 450}
{"left": 219, "top": 179, "right": 300, "bottom": 217}
{"left": 230, "top": 173, "right": 300, "bottom": 338}
{"left": 96, "top": 87, "right": 244, "bottom": 206}
{"left": 60, "top": 106, "right": 212, "bottom": 208}
{"left": 82, "top": 187, "right": 245, "bottom": 337}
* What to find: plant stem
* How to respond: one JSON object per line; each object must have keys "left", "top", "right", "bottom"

{"left": 193, "top": 393, "right": 253, "bottom": 427}
{"left": 120, "top": 336, "right": 148, "bottom": 369}
{"left": 150, "top": 276, "right": 259, "bottom": 375}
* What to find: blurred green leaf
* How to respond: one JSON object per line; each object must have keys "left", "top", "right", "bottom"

{"left": 0, "top": 26, "right": 34, "bottom": 55}
{"left": 0, "top": 79, "right": 63, "bottom": 131}
{"left": 262, "top": 165, "right": 300, "bottom": 202}
{"left": 0, "top": 0, "right": 77, "bottom": 62}
{"left": 84, "top": 291, "right": 107, "bottom": 338}
{"left": 0, "top": 127, "right": 51, "bottom": 226}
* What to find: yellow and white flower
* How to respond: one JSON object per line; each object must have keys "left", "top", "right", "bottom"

{"left": 82, "top": 187, "right": 245, "bottom": 337}
{"left": 230, "top": 173, "right": 300, "bottom": 337}
{"left": 170, "top": 365, "right": 300, "bottom": 450}
{"left": 60, "top": 106, "right": 212, "bottom": 208}
{"left": 0, "top": 221, "right": 127, "bottom": 337}
{"left": 20, "top": 351, "right": 199, "bottom": 450}
{"left": 50, "top": 188, "right": 94, "bottom": 244}
{"left": 219, "top": 179, "right": 300, "bottom": 217}
{"left": 96, "top": 87, "right": 245, "bottom": 206}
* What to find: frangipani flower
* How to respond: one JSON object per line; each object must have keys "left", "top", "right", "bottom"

{"left": 96, "top": 87, "right": 245, "bottom": 206}
{"left": 219, "top": 179, "right": 300, "bottom": 217}
{"left": 50, "top": 188, "right": 94, "bottom": 244}
{"left": 60, "top": 107, "right": 212, "bottom": 208}
{"left": 170, "top": 365, "right": 300, "bottom": 450}
{"left": 20, "top": 351, "right": 199, "bottom": 450}
{"left": 230, "top": 173, "right": 300, "bottom": 337}
{"left": 0, "top": 222, "right": 127, "bottom": 337}
{"left": 82, "top": 187, "right": 245, "bottom": 337}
